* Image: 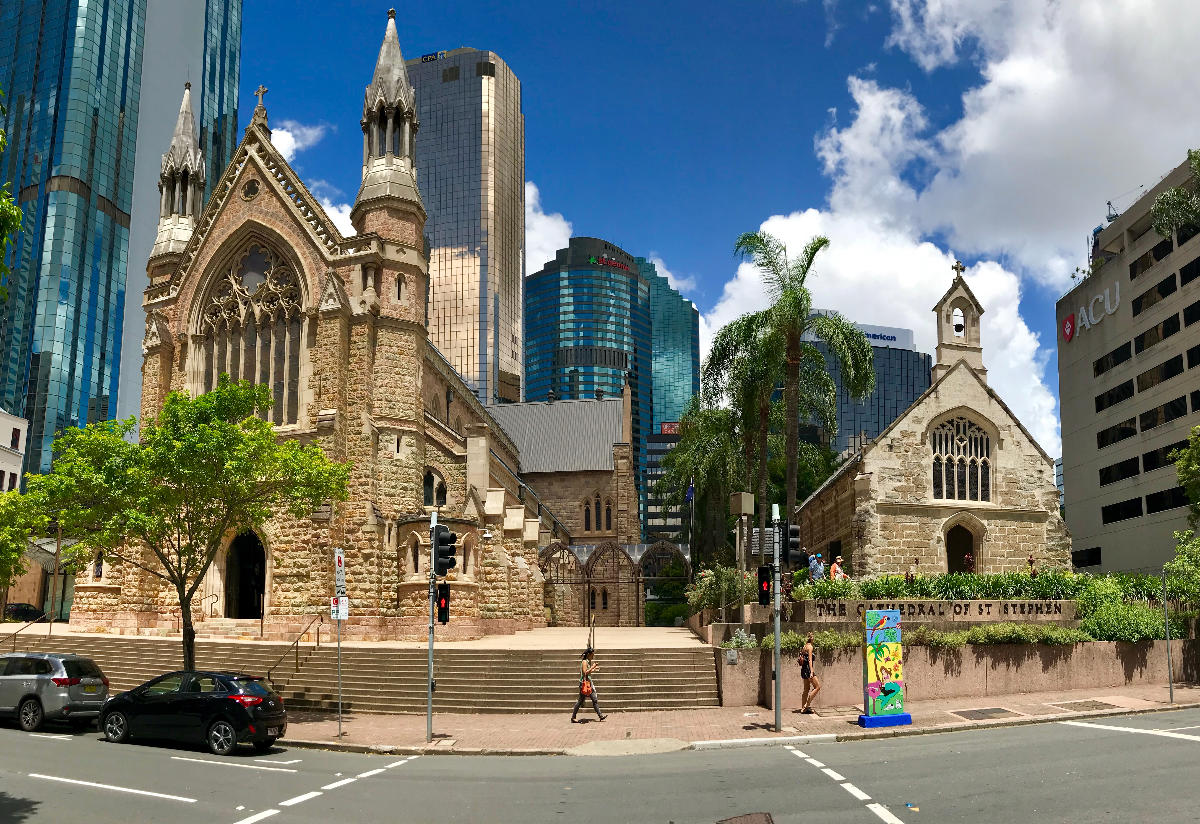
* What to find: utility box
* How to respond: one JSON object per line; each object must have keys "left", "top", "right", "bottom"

{"left": 729, "top": 492, "right": 754, "bottom": 516}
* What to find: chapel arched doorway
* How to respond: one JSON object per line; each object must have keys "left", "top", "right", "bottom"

{"left": 946, "top": 525, "right": 975, "bottom": 574}
{"left": 225, "top": 532, "right": 266, "bottom": 619}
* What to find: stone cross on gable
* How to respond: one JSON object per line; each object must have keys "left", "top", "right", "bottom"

{"left": 951, "top": 260, "right": 966, "bottom": 276}
{"left": 254, "top": 85, "right": 268, "bottom": 108}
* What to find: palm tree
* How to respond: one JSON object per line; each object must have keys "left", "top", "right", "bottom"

{"left": 734, "top": 231, "right": 875, "bottom": 537}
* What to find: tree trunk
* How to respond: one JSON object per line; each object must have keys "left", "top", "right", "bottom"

{"left": 784, "top": 337, "right": 801, "bottom": 564}
{"left": 179, "top": 589, "right": 196, "bottom": 671}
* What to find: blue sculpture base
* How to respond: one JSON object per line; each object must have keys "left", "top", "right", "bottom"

{"left": 858, "top": 713, "right": 912, "bottom": 728}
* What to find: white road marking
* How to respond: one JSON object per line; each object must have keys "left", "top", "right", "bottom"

{"left": 1059, "top": 720, "right": 1200, "bottom": 742}
{"left": 28, "top": 773, "right": 196, "bottom": 803}
{"left": 790, "top": 749, "right": 808, "bottom": 758}
{"left": 1157, "top": 724, "right": 1200, "bottom": 732}
{"left": 29, "top": 733, "right": 71, "bottom": 740}
{"left": 866, "top": 802, "right": 906, "bottom": 824}
{"left": 822, "top": 768, "right": 846, "bottom": 781}
{"left": 255, "top": 758, "right": 302, "bottom": 765}
{"left": 385, "top": 759, "right": 411, "bottom": 768}
{"left": 231, "top": 811, "right": 279, "bottom": 824}
{"left": 842, "top": 783, "right": 871, "bottom": 801}
{"left": 805, "top": 757, "right": 825, "bottom": 768}
{"left": 321, "top": 777, "right": 358, "bottom": 790}
{"left": 170, "top": 756, "right": 298, "bottom": 772}
{"left": 783, "top": 745, "right": 795, "bottom": 751}
{"left": 279, "top": 791, "right": 322, "bottom": 807}
{"left": 357, "top": 768, "right": 387, "bottom": 778}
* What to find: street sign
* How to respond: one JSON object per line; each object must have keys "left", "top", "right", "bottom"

{"left": 330, "top": 596, "right": 349, "bottom": 621}
{"left": 750, "top": 526, "right": 779, "bottom": 556}
{"left": 334, "top": 547, "right": 346, "bottom": 597}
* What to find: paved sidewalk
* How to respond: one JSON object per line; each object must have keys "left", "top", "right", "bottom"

{"left": 280, "top": 682, "right": 1200, "bottom": 756}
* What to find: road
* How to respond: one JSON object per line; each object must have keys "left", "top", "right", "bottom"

{"left": 3, "top": 708, "right": 1200, "bottom": 822}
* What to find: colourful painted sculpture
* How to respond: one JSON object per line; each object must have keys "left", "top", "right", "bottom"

{"left": 858, "top": 608, "right": 913, "bottom": 728}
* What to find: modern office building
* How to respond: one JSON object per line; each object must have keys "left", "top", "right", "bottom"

{"left": 805, "top": 316, "right": 932, "bottom": 454}
{"left": 639, "top": 258, "right": 700, "bottom": 430}
{"left": 407, "top": 48, "right": 524, "bottom": 404}
{"left": 118, "top": 0, "right": 242, "bottom": 420}
{"left": 1, "top": 407, "right": 28, "bottom": 492}
{"left": 1058, "top": 154, "right": 1200, "bottom": 572}
{"left": 0, "top": 0, "right": 147, "bottom": 475}
{"left": 645, "top": 422, "right": 684, "bottom": 542}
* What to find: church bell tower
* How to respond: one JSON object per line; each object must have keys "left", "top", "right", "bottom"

{"left": 932, "top": 261, "right": 987, "bottom": 384}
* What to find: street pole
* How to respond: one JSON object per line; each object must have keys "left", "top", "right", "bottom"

{"left": 427, "top": 511, "right": 437, "bottom": 744}
{"left": 47, "top": 522, "right": 61, "bottom": 637}
{"left": 1162, "top": 569, "right": 1174, "bottom": 704}
{"left": 772, "top": 506, "right": 781, "bottom": 733}
{"left": 336, "top": 606, "right": 342, "bottom": 737}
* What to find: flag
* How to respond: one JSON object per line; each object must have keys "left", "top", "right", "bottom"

{"left": 686, "top": 480, "right": 695, "bottom": 502}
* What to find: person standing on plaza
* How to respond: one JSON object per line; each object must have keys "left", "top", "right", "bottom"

{"left": 799, "top": 632, "right": 822, "bottom": 714}
{"left": 1028, "top": 553, "right": 1038, "bottom": 578}
{"left": 830, "top": 555, "right": 845, "bottom": 581}
{"left": 906, "top": 557, "right": 918, "bottom": 585}
{"left": 571, "top": 647, "right": 606, "bottom": 723}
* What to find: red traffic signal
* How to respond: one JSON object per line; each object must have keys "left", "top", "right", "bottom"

{"left": 436, "top": 582, "right": 450, "bottom": 624}
{"left": 757, "top": 565, "right": 772, "bottom": 606}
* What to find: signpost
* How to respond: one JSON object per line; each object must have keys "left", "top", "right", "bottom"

{"left": 771, "top": 504, "right": 781, "bottom": 733}
{"left": 427, "top": 512, "right": 437, "bottom": 744}
{"left": 332, "top": 548, "right": 347, "bottom": 738}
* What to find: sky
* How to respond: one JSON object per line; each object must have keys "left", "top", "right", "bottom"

{"left": 201, "top": 0, "right": 1200, "bottom": 458}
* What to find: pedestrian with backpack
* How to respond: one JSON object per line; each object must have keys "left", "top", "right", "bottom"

{"left": 571, "top": 647, "right": 606, "bottom": 723}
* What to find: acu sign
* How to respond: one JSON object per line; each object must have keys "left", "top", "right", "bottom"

{"left": 1062, "top": 281, "right": 1119, "bottom": 341}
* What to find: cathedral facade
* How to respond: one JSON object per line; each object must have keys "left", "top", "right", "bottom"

{"left": 69, "top": 12, "right": 561, "bottom": 640}
{"left": 794, "top": 269, "right": 1072, "bottom": 577}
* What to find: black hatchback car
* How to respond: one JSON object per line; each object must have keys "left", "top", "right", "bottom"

{"left": 100, "top": 671, "right": 287, "bottom": 756}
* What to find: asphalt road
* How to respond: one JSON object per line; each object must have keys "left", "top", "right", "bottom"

{"left": 3, "top": 708, "right": 1200, "bottom": 823}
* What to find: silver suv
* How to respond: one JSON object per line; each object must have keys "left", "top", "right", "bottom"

{"left": 0, "top": 653, "right": 110, "bottom": 731}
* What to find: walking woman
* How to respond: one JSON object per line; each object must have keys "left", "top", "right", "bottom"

{"left": 571, "top": 647, "right": 607, "bottom": 723}
{"left": 799, "top": 632, "right": 822, "bottom": 714}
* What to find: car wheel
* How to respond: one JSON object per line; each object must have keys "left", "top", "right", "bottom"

{"left": 207, "top": 720, "right": 237, "bottom": 756}
{"left": 17, "top": 698, "right": 43, "bottom": 732}
{"left": 252, "top": 737, "right": 277, "bottom": 754}
{"left": 103, "top": 712, "right": 130, "bottom": 743}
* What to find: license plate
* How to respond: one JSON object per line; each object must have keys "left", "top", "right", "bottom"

{"left": 83, "top": 685, "right": 98, "bottom": 694}
{"left": 267, "top": 727, "right": 280, "bottom": 736}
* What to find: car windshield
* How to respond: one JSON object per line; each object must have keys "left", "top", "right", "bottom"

{"left": 231, "top": 677, "right": 274, "bottom": 697}
{"left": 63, "top": 659, "right": 104, "bottom": 679}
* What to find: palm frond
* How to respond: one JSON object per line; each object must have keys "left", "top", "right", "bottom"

{"left": 735, "top": 231, "right": 790, "bottom": 299}
{"left": 806, "top": 311, "right": 876, "bottom": 401}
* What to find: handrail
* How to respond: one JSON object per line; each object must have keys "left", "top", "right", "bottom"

{"left": 6, "top": 614, "right": 49, "bottom": 652}
{"left": 204, "top": 593, "right": 219, "bottom": 618}
{"left": 266, "top": 612, "right": 324, "bottom": 688}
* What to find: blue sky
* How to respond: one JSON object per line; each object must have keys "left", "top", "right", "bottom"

{"left": 235, "top": 0, "right": 1200, "bottom": 456}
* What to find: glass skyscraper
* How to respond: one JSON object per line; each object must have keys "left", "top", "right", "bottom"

{"left": 198, "top": 0, "right": 240, "bottom": 204}
{"left": 526, "top": 238, "right": 700, "bottom": 537}
{"left": 0, "top": 0, "right": 146, "bottom": 475}
{"left": 805, "top": 318, "right": 932, "bottom": 454}
{"left": 407, "top": 48, "right": 524, "bottom": 404}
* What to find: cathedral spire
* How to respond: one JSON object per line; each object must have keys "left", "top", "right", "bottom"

{"left": 352, "top": 8, "right": 425, "bottom": 238}
{"left": 151, "top": 82, "right": 206, "bottom": 260}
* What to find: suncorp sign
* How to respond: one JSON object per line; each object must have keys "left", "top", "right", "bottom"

{"left": 1062, "top": 282, "right": 1119, "bottom": 342}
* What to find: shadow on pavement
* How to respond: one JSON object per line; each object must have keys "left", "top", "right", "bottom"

{"left": 0, "top": 791, "right": 39, "bottom": 822}
{"left": 98, "top": 736, "right": 288, "bottom": 758}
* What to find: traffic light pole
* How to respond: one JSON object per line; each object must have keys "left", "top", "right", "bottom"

{"left": 427, "top": 512, "right": 437, "bottom": 744}
{"left": 773, "top": 516, "right": 782, "bottom": 733}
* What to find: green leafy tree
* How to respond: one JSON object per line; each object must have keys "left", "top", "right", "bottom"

{"left": 0, "top": 88, "right": 24, "bottom": 303}
{"left": 28, "top": 377, "right": 350, "bottom": 668}
{"left": 734, "top": 232, "right": 874, "bottom": 529}
{"left": 1172, "top": 425, "right": 1200, "bottom": 526}
{"left": 0, "top": 491, "right": 49, "bottom": 608}
{"left": 1151, "top": 149, "right": 1200, "bottom": 241}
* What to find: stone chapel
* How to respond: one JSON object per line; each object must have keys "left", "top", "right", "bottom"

{"left": 794, "top": 267, "right": 1072, "bottom": 576}
{"left": 68, "top": 12, "right": 577, "bottom": 640}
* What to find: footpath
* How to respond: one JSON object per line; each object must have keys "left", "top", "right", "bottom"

{"left": 281, "top": 682, "right": 1200, "bottom": 756}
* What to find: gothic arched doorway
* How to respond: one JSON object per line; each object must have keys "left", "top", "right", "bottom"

{"left": 946, "top": 525, "right": 975, "bottom": 574}
{"left": 225, "top": 532, "right": 266, "bottom": 619}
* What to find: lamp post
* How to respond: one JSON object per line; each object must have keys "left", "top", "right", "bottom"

{"left": 46, "top": 521, "right": 62, "bottom": 637}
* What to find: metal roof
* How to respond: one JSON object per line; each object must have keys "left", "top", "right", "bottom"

{"left": 489, "top": 398, "right": 624, "bottom": 473}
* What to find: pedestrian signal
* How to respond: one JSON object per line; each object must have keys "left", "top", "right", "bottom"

{"left": 436, "top": 582, "right": 450, "bottom": 624}
{"left": 757, "top": 565, "right": 772, "bottom": 606}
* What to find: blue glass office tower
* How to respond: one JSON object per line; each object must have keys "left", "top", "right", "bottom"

{"left": 0, "top": 0, "right": 147, "bottom": 475}
{"left": 198, "top": 0, "right": 240, "bottom": 204}
{"left": 806, "top": 318, "right": 932, "bottom": 453}
{"left": 526, "top": 238, "right": 700, "bottom": 537}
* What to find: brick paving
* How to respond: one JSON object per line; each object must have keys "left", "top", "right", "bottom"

{"left": 281, "top": 682, "right": 1200, "bottom": 754}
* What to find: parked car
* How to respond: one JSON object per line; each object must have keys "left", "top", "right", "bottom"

{"left": 0, "top": 653, "right": 110, "bottom": 731}
{"left": 3, "top": 603, "right": 44, "bottom": 623}
{"left": 101, "top": 671, "right": 287, "bottom": 756}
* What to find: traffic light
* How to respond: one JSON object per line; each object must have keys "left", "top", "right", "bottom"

{"left": 436, "top": 583, "right": 450, "bottom": 624}
{"left": 433, "top": 524, "right": 458, "bottom": 576}
{"left": 787, "top": 523, "right": 801, "bottom": 558}
{"left": 757, "top": 565, "right": 772, "bottom": 606}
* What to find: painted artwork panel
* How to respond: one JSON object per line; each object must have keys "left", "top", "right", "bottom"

{"left": 863, "top": 609, "right": 907, "bottom": 716}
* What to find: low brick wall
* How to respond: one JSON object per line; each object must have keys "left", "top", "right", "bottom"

{"left": 715, "top": 641, "right": 1198, "bottom": 709}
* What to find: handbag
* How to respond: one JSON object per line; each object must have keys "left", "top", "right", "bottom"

{"left": 580, "top": 679, "right": 593, "bottom": 697}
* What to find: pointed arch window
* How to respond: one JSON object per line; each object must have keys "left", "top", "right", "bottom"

{"left": 423, "top": 471, "right": 435, "bottom": 506}
{"left": 593, "top": 496, "right": 601, "bottom": 531}
{"left": 589, "top": 588, "right": 596, "bottom": 611}
{"left": 196, "top": 243, "right": 305, "bottom": 425}
{"left": 601, "top": 588, "right": 609, "bottom": 610}
{"left": 584, "top": 502, "right": 591, "bottom": 532}
{"left": 932, "top": 417, "right": 991, "bottom": 502}
{"left": 605, "top": 501, "right": 612, "bottom": 532}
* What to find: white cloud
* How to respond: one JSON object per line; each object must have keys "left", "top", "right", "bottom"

{"left": 272, "top": 120, "right": 329, "bottom": 162}
{"left": 317, "top": 197, "right": 354, "bottom": 237}
{"left": 525, "top": 181, "right": 572, "bottom": 274}
{"left": 647, "top": 254, "right": 697, "bottom": 295}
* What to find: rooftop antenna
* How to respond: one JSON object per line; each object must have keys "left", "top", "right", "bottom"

{"left": 1106, "top": 201, "right": 1119, "bottom": 222}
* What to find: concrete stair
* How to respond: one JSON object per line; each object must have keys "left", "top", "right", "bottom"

{"left": 0, "top": 633, "right": 719, "bottom": 715}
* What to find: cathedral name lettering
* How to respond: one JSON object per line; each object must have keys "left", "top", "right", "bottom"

{"left": 805, "top": 599, "right": 1071, "bottom": 623}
